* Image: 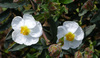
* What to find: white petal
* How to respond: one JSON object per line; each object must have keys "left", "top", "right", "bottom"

{"left": 24, "top": 35, "right": 39, "bottom": 46}
{"left": 11, "top": 16, "right": 24, "bottom": 30}
{"left": 12, "top": 30, "right": 26, "bottom": 44}
{"left": 70, "top": 40, "right": 82, "bottom": 49}
{"left": 29, "top": 21, "right": 42, "bottom": 38}
{"left": 62, "top": 37, "right": 70, "bottom": 50}
{"left": 23, "top": 14, "right": 36, "bottom": 28}
{"left": 63, "top": 21, "right": 79, "bottom": 33}
{"left": 57, "top": 26, "right": 68, "bottom": 40}
{"left": 74, "top": 27, "right": 84, "bottom": 41}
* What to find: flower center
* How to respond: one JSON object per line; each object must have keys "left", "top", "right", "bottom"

{"left": 20, "top": 26, "right": 30, "bottom": 35}
{"left": 65, "top": 32, "right": 75, "bottom": 41}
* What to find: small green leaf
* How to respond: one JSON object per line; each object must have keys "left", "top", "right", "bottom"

{"left": 31, "top": 44, "right": 43, "bottom": 50}
{"left": 90, "top": 10, "right": 100, "bottom": 23}
{"left": 79, "top": 9, "right": 88, "bottom": 16}
{"left": 4, "top": 29, "right": 13, "bottom": 49}
{"left": 0, "top": 9, "right": 10, "bottom": 22}
{"left": 41, "top": 38, "right": 46, "bottom": 46}
{"left": 0, "top": 15, "right": 13, "bottom": 31}
{"left": 8, "top": 43, "right": 26, "bottom": 51}
{"left": 5, "top": 29, "right": 13, "bottom": 40}
{"left": 0, "top": 1, "right": 26, "bottom": 8}
{"left": 48, "top": 18, "right": 57, "bottom": 43}
{"left": 59, "top": 0, "right": 74, "bottom": 4}
{"left": 0, "top": 0, "right": 13, "bottom": 3}
{"left": 23, "top": 9, "right": 34, "bottom": 14}
{"left": 84, "top": 24, "right": 96, "bottom": 37}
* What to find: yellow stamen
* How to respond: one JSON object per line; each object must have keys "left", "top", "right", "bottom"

{"left": 65, "top": 32, "right": 75, "bottom": 41}
{"left": 20, "top": 26, "right": 30, "bottom": 35}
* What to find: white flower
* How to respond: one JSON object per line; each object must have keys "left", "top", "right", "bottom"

{"left": 11, "top": 14, "right": 42, "bottom": 46}
{"left": 57, "top": 21, "right": 84, "bottom": 50}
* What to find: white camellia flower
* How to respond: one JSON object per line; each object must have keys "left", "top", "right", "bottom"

{"left": 11, "top": 14, "right": 42, "bottom": 46}
{"left": 57, "top": 21, "right": 84, "bottom": 50}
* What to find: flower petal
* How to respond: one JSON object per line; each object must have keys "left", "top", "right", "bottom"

{"left": 12, "top": 30, "right": 26, "bottom": 44}
{"left": 62, "top": 37, "right": 70, "bottom": 50}
{"left": 24, "top": 35, "right": 39, "bottom": 46}
{"left": 23, "top": 14, "right": 36, "bottom": 28}
{"left": 74, "top": 27, "right": 84, "bottom": 40}
{"left": 57, "top": 26, "right": 68, "bottom": 39}
{"left": 63, "top": 21, "right": 79, "bottom": 33}
{"left": 29, "top": 21, "right": 42, "bottom": 38}
{"left": 11, "top": 16, "right": 24, "bottom": 30}
{"left": 70, "top": 40, "right": 82, "bottom": 49}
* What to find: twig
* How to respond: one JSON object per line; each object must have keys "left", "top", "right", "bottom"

{"left": 29, "top": 0, "right": 37, "bottom": 15}
{"left": 29, "top": 0, "right": 35, "bottom": 10}
{"left": 42, "top": 31, "right": 50, "bottom": 45}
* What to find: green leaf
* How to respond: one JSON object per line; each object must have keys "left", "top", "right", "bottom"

{"left": 0, "top": 1, "right": 26, "bottom": 8}
{"left": 23, "top": 9, "right": 34, "bottom": 14}
{"left": 84, "top": 24, "right": 96, "bottom": 37}
{"left": 26, "top": 53, "right": 37, "bottom": 58}
{"left": 59, "top": 0, "right": 74, "bottom": 4}
{"left": 90, "top": 10, "right": 100, "bottom": 23}
{"left": 4, "top": 29, "right": 13, "bottom": 49}
{"left": 0, "top": 15, "right": 13, "bottom": 31}
{"left": 8, "top": 43, "right": 26, "bottom": 51}
{"left": 43, "top": 27, "right": 52, "bottom": 41}
{"left": 41, "top": 38, "right": 46, "bottom": 46}
{"left": 38, "top": 49, "right": 49, "bottom": 58}
{"left": 93, "top": 54, "right": 98, "bottom": 58}
{"left": 34, "top": 13, "right": 45, "bottom": 21}
{"left": 48, "top": 18, "right": 57, "bottom": 43}
{"left": 5, "top": 29, "right": 13, "bottom": 40}
{"left": 0, "top": 0, "right": 13, "bottom": 3}
{"left": 0, "top": 9, "right": 10, "bottom": 22}
{"left": 79, "top": 9, "right": 88, "bottom": 16}
{"left": 31, "top": 44, "right": 43, "bottom": 50}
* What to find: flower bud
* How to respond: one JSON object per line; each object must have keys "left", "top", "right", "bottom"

{"left": 74, "top": 51, "right": 83, "bottom": 58}
{"left": 84, "top": 47, "right": 93, "bottom": 58}
{"left": 48, "top": 43, "right": 62, "bottom": 58}
{"left": 82, "top": 0, "right": 94, "bottom": 10}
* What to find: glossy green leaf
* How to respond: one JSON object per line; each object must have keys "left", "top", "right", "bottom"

{"left": 90, "top": 10, "right": 100, "bottom": 23}
{"left": 31, "top": 44, "right": 43, "bottom": 50}
{"left": 41, "top": 38, "right": 46, "bottom": 46}
{"left": 0, "top": 1, "right": 26, "bottom": 8}
{"left": 84, "top": 24, "right": 96, "bottom": 37}
{"left": 4, "top": 29, "right": 13, "bottom": 49}
{"left": 0, "top": 9, "right": 10, "bottom": 22}
{"left": 0, "top": 15, "right": 13, "bottom": 31}
{"left": 23, "top": 9, "right": 34, "bottom": 14}
{"left": 79, "top": 9, "right": 88, "bottom": 16}
{"left": 48, "top": 18, "right": 57, "bottom": 43}
{"left": 0, "top": 0, "right": 13, "bottom": 3}
{"left": 8, "top": 43, "right": 26, "bottom": 51}
{"left": 59, "top": 0, "right": 74, "bottom": 4}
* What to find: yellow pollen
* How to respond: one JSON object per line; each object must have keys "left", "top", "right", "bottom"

{"left": 65, "top": 32, "right": 75, "bottom": 41}
{"left": 20, "top": 26, "right": 30, "bottom": 35}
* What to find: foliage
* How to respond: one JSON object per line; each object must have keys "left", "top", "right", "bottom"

{"left": 0, "top": 0, "right": 100, "bottom": 58}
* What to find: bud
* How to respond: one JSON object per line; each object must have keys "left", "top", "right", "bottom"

{"left": 84, "top": 47, "right": 93, "bottom": 58}
{"left": 74, "top": 51, "right": 83, "bottom": 58}
{"left": 48, "top": 2, "right": 60, "bottom": 11}
{"left": 48, "top": 43, "right": 62, "bottom": 58}
{"left": 82, "top": 0, "right": 94, "bottom": 10}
